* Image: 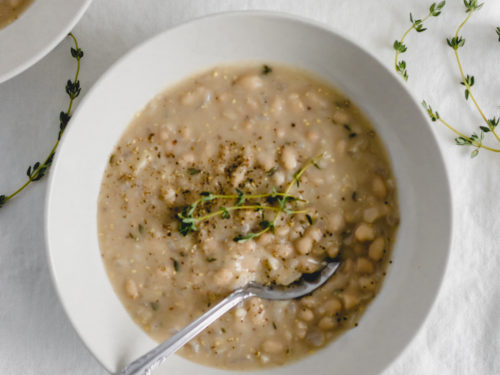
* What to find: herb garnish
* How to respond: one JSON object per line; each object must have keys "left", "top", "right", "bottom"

{"left": 177, "top": 155, "right": 323, "bottom": 242}
{"left": 395, "top": 1, "right": 500, "bottom": 158}
{"left": 266, "top": 166, "right": 278, "bottom": 176}
{"left": 262, "top": 64, "right": 272, "bottom": 75}
{"left": 172, "top": 258, "right": 180, "bottom": 272}
{"left": 393, "top": 1, "right": 446, "bottom": 81}
{"left": 0, "top": 33, "right": 83, "bottom": 209}
{"left": 306, "top": 214, "right": 314, "bottom": 225}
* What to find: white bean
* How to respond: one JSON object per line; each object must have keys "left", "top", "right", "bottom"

{"left": 281, "top": 146, "right": 298, "bottom": 170}
{"left": 368, "top": 237, "right": 385, "bottom": 261}
{"left": 295, "top": 320, "right": 308, "bottom": 339}
{"left": 354, "top": 223, "right": 375, "bottom": 242}
{"left": 257, "top": 232, "right": 274, "bottom": 246}
{"left": 372, "top": 176, "right": 387, "bottom": 198}
{"left": 261, "top": 339, "right": 284, "bottom": 354}
{"left": 159, "top": 187, "right": 176, "bottom": 204}
{"left": 273, "top": 171, "right": 285, "bottom": 186}
{"left": 300, "top": 296, "right": 317, "bottom": 309}
{"left": 363, "top": 206, "right": 381, "bottom": 223}
{"left": 213, "top": 268, "right": 233, "bottom": 286}
{"left": 237, "top": 75, "right": 263, "bottom": 90}
{"left": 306, "top": 227, "right": 323, "bottom": 242}
{"left": 231, "top": 165, "right": 247, "bottom": 187}
{"left": 298, "top": 308, "right": 314, "bottom": 322}
{"left": 356, "top": 257, "right": 374, "bottom": 274}
{"left": 258, "top": 152, "right": 275, "bottom": 171}
{"left": 342, "top": 293, "right": 360, "bottom": 310}
{"left": 273, "top": 243, "right": 293, "bottom": 258}
{"left": 296, "top": 256, "right": 320, "bottom": 273}
{"left": 318, "top": 316, "right": 337, "bottom": 330}
{"left": 125, "top": 279, "right": 139, "bottom": 300}
{"left": 295, "top": 236, "right": 313, "bottom": 255}
{"left": 323, "top": 298, "right": 342, "bottom": 316}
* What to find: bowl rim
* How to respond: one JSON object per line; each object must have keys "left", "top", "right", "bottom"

{"left": 0, "top": 0, "right": 93, "bottom": 83}
{"left": 44, "top": 9, "right": 453, "bottom": 374}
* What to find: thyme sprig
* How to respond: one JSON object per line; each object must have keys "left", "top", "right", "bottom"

{"left": 427, "top": 1, "right": 500, "bottom": 157}
{"left": 444, "top": 0, "right": 500, "bottom": 150}
{"left": 393, "top": 1, "right": 446, "bottom": 81}
{"left": 422, "top": 101, "right": 500, "bottom": 157}
{"left": 0, "top": 33, "right": 83, "bottom": 209}
{"left": 177, "top": 155, "right": 323, "bottom": 242}
{"left": 496, "top": 27, "right": 500, "bottom": 42}
{"left": 395, "top": 1, "right": 500, "bottom": 158}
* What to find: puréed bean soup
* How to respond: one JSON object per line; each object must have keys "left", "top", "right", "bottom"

{"left": 98, "top": 64, "right": 399, "bottom": 369}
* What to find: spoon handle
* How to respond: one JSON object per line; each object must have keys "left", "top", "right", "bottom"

{"left": 116, "top": 288, "right": 254, "bottom": 375}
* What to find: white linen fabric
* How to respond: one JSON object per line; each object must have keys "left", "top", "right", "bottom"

{"left": 0, "top": 1, "right": 499, "bottom": 374}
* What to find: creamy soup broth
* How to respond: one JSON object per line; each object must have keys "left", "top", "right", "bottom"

{"left": 98, "top": 64, "right": 399, "bottom": 369}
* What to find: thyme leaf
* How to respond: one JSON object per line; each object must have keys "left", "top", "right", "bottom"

{"left": 306, "top": 214, "right": 314, "bottom": 225}
{"left": 172, "top": 258, "right": 180, "bottom": 272}
{"left": 463, "top": 0, "right": 483, "bottom": 13}
{"left": 266, "top": 166, "right": 278, "bottom": 176}
{"left": 150, "top": 301, "right": 159, "bottom": 311}
{"left": 262, "top": 64, "right": 272, "bottom": 75}
{"left": 233, "top": 232, "right": 258, "bottom": 243}
{"left": 447, "top": 36, "right": 466, "bottom": 50}
{"left": 235, "top": 188, "right": 246, "bottom": 206}
{"left": 460, "top": 74, "right": 474, "bottom": 100}
{"left": 422, "top": 101, "right": 440, "bottom": 122}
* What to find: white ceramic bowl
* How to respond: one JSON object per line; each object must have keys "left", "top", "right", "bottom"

{"left": 0, "top": 0, "right": 92, "bottom": 83}
{"left": 45, "top": 11, "right": 452, "bottom": 375}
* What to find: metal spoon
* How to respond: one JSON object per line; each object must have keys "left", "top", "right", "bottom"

{"left": 117, "top": 260, "right": 340, "bottom": 375}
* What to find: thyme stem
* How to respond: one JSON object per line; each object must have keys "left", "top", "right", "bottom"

{"left": 393, "top": 2, "right": 445, "bottom": 80}
{"left": 192, "top": 205, "right": 307, "bottom": 223}
{"left": 0, "top": 33, "right": 83, "bottom": 208}
{"left": 438, "top": 117, "right": 500, "bottom": 152}
{"left": 210, "top": 192, "right": 304, "bottom": 202}
{"left": 452, "top": 11, "right": 500, "bottom": 143}
{"left": 394, "top": 13, "right": 433, "bottom": 73}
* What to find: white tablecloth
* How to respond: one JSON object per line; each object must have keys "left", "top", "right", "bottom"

{"left": 1, "top": 1, "right": 499, "bottom": 374}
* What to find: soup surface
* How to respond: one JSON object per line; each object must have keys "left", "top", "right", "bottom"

{"left": 98, "top": 64, "right": 399, "bottom": 369}
{"left": 0, "top": 0, "right": 33, "bottom": 29}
